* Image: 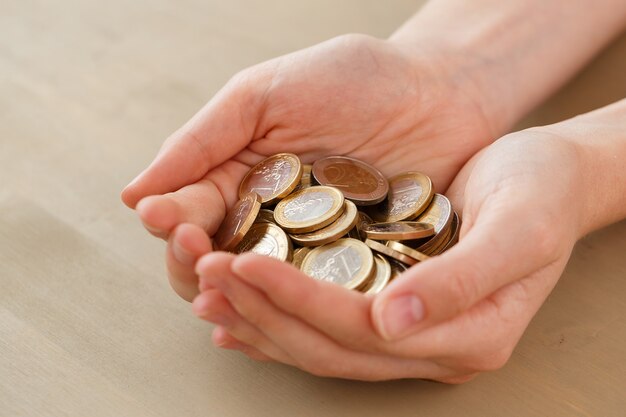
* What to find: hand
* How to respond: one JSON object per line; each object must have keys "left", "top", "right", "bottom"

{"left": 192, "top": 128, "right": 583, "bottom": 382}
{"left": 121, "top": 34, "right": 496, "bottom": 301}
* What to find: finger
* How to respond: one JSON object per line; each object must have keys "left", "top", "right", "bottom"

{"left": 371, "top": 202, "right": 561, "bottom": 341}
{"left": 230, "top": 253, "right": 499, "bottom": 362}
{"left": 134, "top": 159, "right": 251, "bottom": 239}
{"left": 198, "top": 254, "right": 455, "bottom": 381}
{"left": 192, "top": 256, "right": 296, "bottom": 365}
{"left": 231, "top": 253, "right": 386, "bottom": 352}
{"left": 165, "top": 223, "right": 212, "bottom": 302}
{"left": 121, "top": 70, "right": 270, "bottom": 208}
{"left": 392, "top": 256, "right": 570, "bottom": 373}
{"left": 211, "top": 326, "right": 274, "bottom": 362}
{"left": 229, "top": 247, "right": 516, "bottom": 360}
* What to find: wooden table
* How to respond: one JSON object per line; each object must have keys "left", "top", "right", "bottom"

{"left": 2, "top": 1, "right": 625, "bottom": 415}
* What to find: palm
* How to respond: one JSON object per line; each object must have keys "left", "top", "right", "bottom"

{"left": 122, "top": 34, "right": 494, "bottom": 301}
{"left": 186, "top": 132, "right": 584, "bottom": 381}
{"left": 240, "top": 34, "right": 492, "bottom": 191}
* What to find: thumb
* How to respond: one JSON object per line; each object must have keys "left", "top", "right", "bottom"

{"left": 121, "top": 69, "right": 269, "bottom": 208}
{"left": 371, "top": 209, "right": 559, "bottom": 341}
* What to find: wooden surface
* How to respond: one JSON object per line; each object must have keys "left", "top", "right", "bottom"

{"left": 2, "top": 1, "right": 625, "bottom": 416}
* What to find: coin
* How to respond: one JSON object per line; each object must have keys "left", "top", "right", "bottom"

{"left": 412, "top": 194, "right": 453, "bottom": 253}
{"left": 439, "top": 211, "right": 461, "bottom": 253}
{"left": 368, "top": 172, "right": 433, "bottom": 222}
{"left": 388, "top": 258, "right": 408, "bottom": 280}
{"left": 274, "top": 185, "right": 344, "bottom": 233}
{"left": 290, "top": 200, "right": 358, "bottom": 247}
{"left": 255, "top": 209, "right": 276, "bottom": 224}
{"left": 361, "top": 221, "right": 435, "bottom": 241}
{"left": 293, "top": 164, "right": 313, "bottom": 193}
{"left": 235, "top": 222, "right": 293, "bottom": 262}
{"left": 347, "top": 211, "right": 373, "bottom": 240}
{"left": 386, "top": 241, "right": 430, "bottom": 262}
{"left": 301, "top": 238, "right": 374, "bottom": 290}
{"left": 312, "top": 156, "right": 389, "bottom": 206}
{"left": 361, "top": 254, "right": 392, "bottom": 295}
{"left": 239, "top": 153, "right": 303, "bottom": 206}
{"left": 292, "top": 247, "right": 311, "bottom": 269}
{"left": 364, "top": 238, "right": 417, "bottom": 266}
{"left": 425, "top": 225, "right": 453, "bottom": 256}
{"left": 213, "top": 192, "right": 262, "bottom": 251}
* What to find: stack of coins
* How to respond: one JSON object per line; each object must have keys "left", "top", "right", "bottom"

{"left": 213, "top": 153, "right": 460, "bottom": 295}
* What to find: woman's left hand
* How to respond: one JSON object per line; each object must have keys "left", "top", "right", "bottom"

{"left": 192, "top": 128, "right": 585, "bottom": 382}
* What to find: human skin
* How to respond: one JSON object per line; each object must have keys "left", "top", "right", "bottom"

{"left": 193, "top": 99, "right": 626, "bottom": 381}
{"left": 121, "top": 0, "right": 626, "bottom": 381}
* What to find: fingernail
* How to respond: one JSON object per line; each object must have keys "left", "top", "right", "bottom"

{"left": 378, "top": 295, "right": 424, "bottom": 340}
{"left": 173, "top": 239, "right": 196, "bottom": 265}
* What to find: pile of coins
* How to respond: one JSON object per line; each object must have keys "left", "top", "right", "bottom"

{"left": 213, "top": 154, "right": 460, "bottom": 295}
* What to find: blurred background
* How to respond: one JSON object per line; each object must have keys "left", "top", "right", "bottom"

{"left": 1, "top": 1, "right": 625, "bottom": 416}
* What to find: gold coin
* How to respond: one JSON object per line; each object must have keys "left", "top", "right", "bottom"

{"left": 239, "top": 153, "right": 303, "bottom": 206}
{"left": 425, "top": 225, "right": 453, "bottom": 256}
{"left": 274, "top": 185, "right": 344, "bottom": 233}
{"left": 293, "top": 164, "right": 313, "bottom": 192}
{"left": 255, "top": 209, "right": 276, "bottom": 224}
{"left": 364, "top": 238, "right": 416, "bottom": 266}
{"left": 362, "top": 221, "right": 435, "bottom": 241}
{"left": 412, "top": 194, "right": 454, "bottom": 253}
{"left": 388, "top": 258, "right": 408, "bottom": 280}
{"left": 361, "top": 254, "right": 391, "bottom": 295}
{"left": 289, "top": 200, "right": 358, "bottom": 247}
{"left": 347, "top": 211, "right": 373, "bottom": 240}
{"left": 213, "top": 192, "right": 262, "bottom": 251}
{"left": 301, "top": 238, "right": 374, "bottom": 290}
{"left": 292, "top": 247, "right": 311, "bottom": 269}
{"left": 235, "top": 222, "right": 293, "bottom": 262}
{"left": 438, "top": 211, "right": 461, "bottom": 254}
{"left": 368, "top": 172, "right": 433, "bottom": 222}
{"left": 386, "top": 240, "right": 430, "bottom": 262}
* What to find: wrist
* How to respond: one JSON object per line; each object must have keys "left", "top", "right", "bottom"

{"left": 386, "top": 36, "right": 507, "bottom": 141}
{"left": 388, "top": 0, "right": 626, "bottom": 139}
{"left": 538, "top": 100, "right": 626, "bottom": 237}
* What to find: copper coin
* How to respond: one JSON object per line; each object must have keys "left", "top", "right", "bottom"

{"left": 239, "top": 153, "right": 303, "bottom": 206}
{"left": 368, "top": 172, "right": 433, "bottom": 222}
{"left": 289, "top": 200, "right": 358, "bottom": 247}
{"left": 364, "top": 239, "right": 416, "bottom": 266}
{"left": 362, "top": 221, "right": 435, "bottom": 241}
{"left": 274, "top": 186, "right": 344, "bottom": 233}
{"left": 213, "top": 192, "right": 262, "bottom": 251}
{"left": 312, "top": 156, "right": 388, "bottom": 206}
{"left": 235, "top": 222, "right": 293, "bottom": 262}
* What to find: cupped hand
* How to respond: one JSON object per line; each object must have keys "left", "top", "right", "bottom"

{"left": 192, "top": 128, "right": 584, "bottom": 382}
{"left": 121, "top": 34, "right": 495, "bottom": 301}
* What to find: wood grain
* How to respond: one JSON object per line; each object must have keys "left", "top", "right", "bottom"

{"left": 1, "top": 1, "right": 625, "bottom": 415}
